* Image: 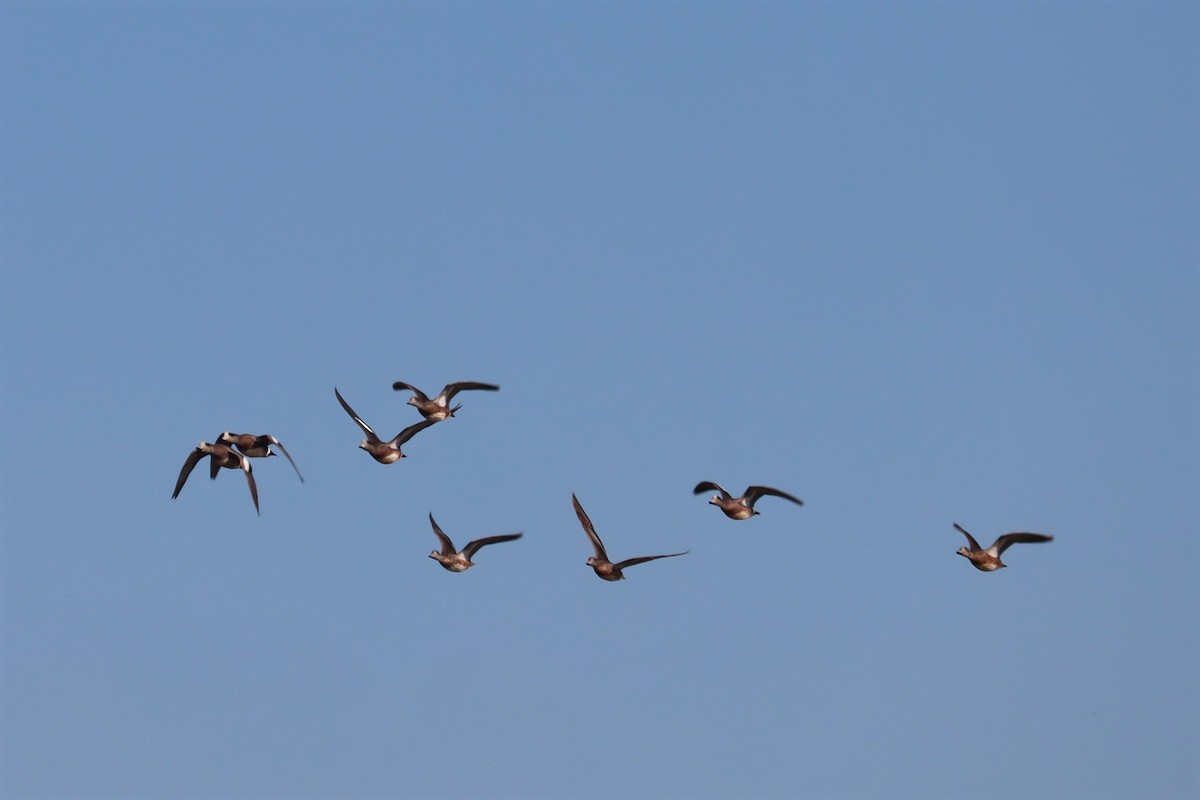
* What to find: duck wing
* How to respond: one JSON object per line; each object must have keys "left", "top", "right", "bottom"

{"left": 172, "top": 447, "right": 207, "bottom": 499}
{"left": 572, "top": 493, "right": 608, "bottom": 560}
{"left": 462, "top": 533, "right": 523, "bottom": 560}
{"left": 390, "top": 417, "right": 438, "bottom": 446}
{"left": 439, "top": 381, "right": 501, "bottom": 403}
{"left": 693, "top": 481, "right": 732, "bottom": 500}
{"left": 391, "top": 381, "right": 430, "bottom": 403}
{"left": 264, "top": 435, "right": 304, "bottom": 483}
{"left": 428, "top": 513, "right": 457, "bottom": 555}
{"left": 237, "top": 454, "right": 260, "bottom": 516}
{"left": 993, "top": 532, "right": 1054, "bottom": 554}
{"left": 335, "top": 388, "right": 380, "bottom": 444}
{"left": 613, "top": 551, "right": 689, "bottom": 571}
{"left": 952, "top": 523, "right": 984, "bottom": 551}
{"left": 743, "top": 485, "right": 804, "bottom": 507}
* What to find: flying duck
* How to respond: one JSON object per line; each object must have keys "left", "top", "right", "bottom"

{"left": 427, "top": 513, "right": 523, "bottom": 572}
{"left": 215, "top": 432, "right": 304, "bottom": 482}
{"left": 954, "top": 522, "right": 1053, "bottom": 571}
{"left": 335, "top": 387, "right": 437, "bottom": 464}
{"left": 693, "top": 481, "right": 804, "bottom": 520}
{"left": 572, "top": 493, "right": 687, "bottom": 581}
{"left": 391, "top": 380, "right": 500, "bottom": 422}
{"left": 172, "top": 441, "right": 260, "bottom": 515}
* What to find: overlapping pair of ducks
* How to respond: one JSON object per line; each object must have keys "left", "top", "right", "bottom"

{"left": 173, "top": 379, "right": 1054, "bottom": 576}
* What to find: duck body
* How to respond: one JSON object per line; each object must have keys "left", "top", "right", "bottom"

{"left": 335, "top": 387, "right": 437, "bottom": 464}
{"left": 392, "top": 381, "right": 500, "bottom": 422}
{"left": 172, "top": 441, "right": 260, "bottom": 515}
{"left": 216, "top": 432, "right": 304, "bottom": 482}
{"left": 693, "top": 481, "right": 804, "bottom": 520}
{"left": 427, "top": 513, "right": 523, "bottom": 573}
{"left": 954, "top": 523, "right": 1053, "bottom": 572}
{"left": 573, "top": 493, "right": 687, "bottom": 582}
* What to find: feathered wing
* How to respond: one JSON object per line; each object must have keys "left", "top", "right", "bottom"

{"left": 744, "top": 485, "right": 804, "bottom": 507}
{"left": 335, "top": 388, "right": 380, "bottom": 443}
{"left": 173, "top": 448, "right": 206, "bottom": 499}
{"left": 953, "top": 523, "right": 983, "bottom": 551}
{"left": 391, "top": 417, "right": 438, "bottom": 446}
{"left": 439, "top": 381, "right": 501, "bottom": 402}
{"left": 613, "top": 551, "right": 689, "bottom": 571}
{"left": 265, "top": 436, "right": 304, "bottom": 483}
{"left": 391, "top": 381, "right": 431, "bottom": 402}
{"left": 693, "top": 481, "right": 732, "bottom": 500}
{"left": 462, "top": 533, "right": 523, "bottom": 560}
{"left": 993, "top": 532, "right": 1054, "bottom": 554}
{"left": 237, "top": 456, "right": 260, "bottom": 515}
{"left": 428, "top": 514, "right": 457, "bottom": 555}
{"left": 572, "top": 493, "right": 608, "bottom": 560}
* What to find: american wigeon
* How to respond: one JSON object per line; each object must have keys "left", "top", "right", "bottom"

{"left": 954, "top": 522, "right": 1053, "bottom": 571}
{"left": 215, "top": 432, "right": 304, "bottom": 482}
{"left": 335, "top": 387, "right": 437, "bottom": 464}
{"left": 693, "top": 481, "right": 804, "bottom": 520}
{"left": 172, "top": 441, "right": 260, "bottom": 515}
{"left": 427, "top": 513, "right": 523, "bottom": 572}
{"left": 391, "top": 380, "right": 500, "bottom": 422}
{"left": 572, "top": 493, "right": 687, "bottom": 581}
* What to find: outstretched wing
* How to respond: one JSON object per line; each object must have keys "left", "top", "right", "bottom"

{"left": 613, "top": 551, "right": 689, "bottom": 571}
{"left": 335, "top": 388, "right": 380, "bottom": 443}
{"left": 439, "top": 381, "right": 501, "bottom": 402}
{"left": 693, "top": 481, "right": 732, "bottom": 500}
{"left": 744, "top": 485, "right": 804, "bottom": 507}
{"left": 264, "top": 436, "right": 304, "bottom": 483}
{"left": 572, "top": 493, "right": 608, "bottom": 560}
{"left": 172, "top": 448, "right": 206, "bottom": 499}
{"left": 428, "top": 513, "right": 457, "bottom": 555}
{"left": 391, "top": 417, "right": 438, "bottom": 446}
{"left": 390, "top": 381, "right": 431, "bottom": 402}
{"left": 237, "top": 455, "right": 260, "bottom": 516}
{"left": 462, "top": 533, "right": 523, "bottom": 560}
{"left": 952, "top": 523, "right": 983, "bottom": 551}
{"left": 993, "top": 532, "right": 1054, "bottom": 554}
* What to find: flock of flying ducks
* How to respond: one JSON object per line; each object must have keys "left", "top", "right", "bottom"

{"left": 172, "top": 379, "right": 1055, "bottom": 577}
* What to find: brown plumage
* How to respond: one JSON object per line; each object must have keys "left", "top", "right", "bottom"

{"left": 573, "top": 493, "right": 687, "bottom": 581}
{"left": 954, "top": 522, "right": 1053, "bottom": 571}
{"left": 335, "top": 387, "right": 437, "bottom": 464}
{"left": 427, "top": 513, "right": 523, "bottom": 572}
{"left": 172, "top": 441, "right": 260, "bottom": 515}
{"left": 693, "top": 481, "right": 804, "bottom": 520}
{"left": 216, "top": 432, "right": 304, "bottom": 482}
{"left": 391, "top": 380, "right": 500, "bottom": 422}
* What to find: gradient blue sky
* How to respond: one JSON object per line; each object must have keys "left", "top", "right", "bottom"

{"left": 2, "top": 3, "right": 1196, "bottom": 798}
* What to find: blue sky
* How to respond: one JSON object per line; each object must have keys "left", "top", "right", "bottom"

{"left": 2, "top": 2, "right": 1196, "bottom": 798}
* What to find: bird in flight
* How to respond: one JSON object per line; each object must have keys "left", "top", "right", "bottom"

{"left": 172, "top": 441, "right": 260, "bottom": 515}
{"left": 573, "top": 493, "right": 687, "bottom": 581}
{"left": 426, "top": 513, "right": 523, "bottom": 572}
{"left": 215, "top": 432, "right": 304, "bottom": 483}
{"left": 693, "top": 481, "right": 804, "bottom": 520}
{"left": 391, "top": 380, "right": 500, "bottom": 422}
{"left": 953, "top": 522, "right": 1053, "bottom": 571}
{"left": 335, "top": 387, "right": 437, "bottom": 464}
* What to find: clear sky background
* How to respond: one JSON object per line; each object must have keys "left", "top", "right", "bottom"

{"left": 2, "top": 3, "right": 1196, "bottom": 798}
